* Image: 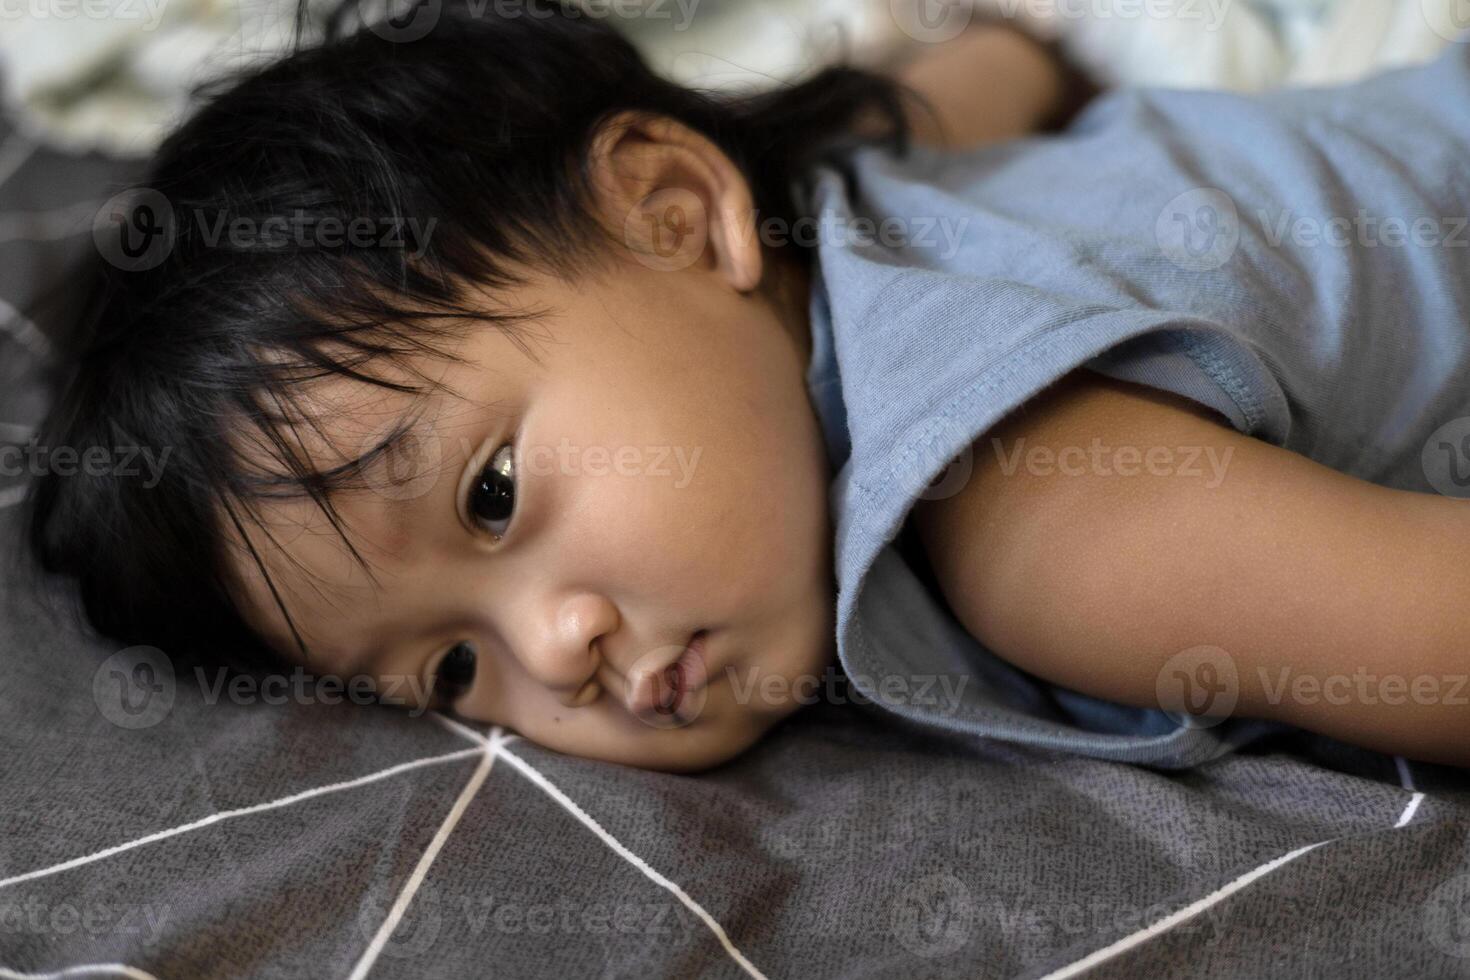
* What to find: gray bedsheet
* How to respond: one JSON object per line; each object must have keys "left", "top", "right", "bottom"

{"left": 4, "top": 118, "right": 1470, "bottom": 980}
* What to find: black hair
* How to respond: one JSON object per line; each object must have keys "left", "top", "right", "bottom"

{"left": 24, "top": 0, "right": 914, "bottom": 668}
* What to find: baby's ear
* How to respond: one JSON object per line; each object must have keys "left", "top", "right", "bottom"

{"left": 584, "top": 110, "right": 762, "bottom": 292}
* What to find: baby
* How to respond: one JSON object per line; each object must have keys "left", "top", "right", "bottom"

{"left": 27, "top": 0, "right": 1470, "bottom": 772}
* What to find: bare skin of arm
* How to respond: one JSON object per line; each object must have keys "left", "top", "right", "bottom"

{"left": 910, "top": 369, "right": 1470, "bottom": 768}
{"left": 893, "top": 25, "right": 1068, "bottom": 148}
{"left": 868, "top": 23, "right": 1089, "bottom": 151}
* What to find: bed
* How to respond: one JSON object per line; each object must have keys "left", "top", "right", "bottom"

{"left": 3, "top": 69, "right": 1470, "bottom": 980}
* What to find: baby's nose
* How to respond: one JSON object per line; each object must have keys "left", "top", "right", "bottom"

{"left": 513, "top": 591, "right": 620, "bottom": 693}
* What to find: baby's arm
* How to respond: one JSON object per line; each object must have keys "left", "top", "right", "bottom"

{"left": 886, "top": 24, "right": 1092, "bottom": 150}
{"left": 910, "top": 370, "right": 1470, "bottom": 767}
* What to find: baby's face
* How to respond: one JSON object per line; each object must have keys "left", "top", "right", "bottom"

{"left": 226, "top": 250, "right": 837, "bottom": 772}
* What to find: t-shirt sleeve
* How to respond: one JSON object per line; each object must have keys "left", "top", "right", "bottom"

{"left": 828, "top": 266, "right": 1294, "bottom": 515}
{"left": 1081, "top": 326, "right": 1282, "bottom": 438}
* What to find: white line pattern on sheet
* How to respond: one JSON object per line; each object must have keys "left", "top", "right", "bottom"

{"left": 495, "top": 743, "right": 771, "bottom": 980}
{"left": 0, "top": 296, "right": 51, "bottom": 360}
{"left": 0, "top": 963, "right": 162, "bottom": 980}
{"left": 1395, "top": 793, "right": 1425, "bottom": 828}
{"left": 1395, "top": 755, "right": 1416, "bottom": 792}
{"left": 348, "top": 728, "right": 506, "bottom": 980}
{"left": 1037, "top": 762, "right": 1432, "bottom": 978}
{"left": 0, "top": 746, "right": 485, "bottom": 892}
{"left": 430, "top": 711, "right": 489, "bottom": 746}
{"left": 1035, "top": 841, "right": 1331, "bottom": 980}
{"left": 429, "top": 711, "right": 519, "bottom": 749}
{"left": 1393, "top": 757, "right": 1424, "bottom": 828}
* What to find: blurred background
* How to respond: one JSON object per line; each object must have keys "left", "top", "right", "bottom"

{"left": 0, "top": 0, "right": 1464, "bottom": 160}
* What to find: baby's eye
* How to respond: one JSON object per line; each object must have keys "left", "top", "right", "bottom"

{"left": 467, "top": 443, "right": 516, "bottom": 539}
{"left": 434, "top": 642, "right": 478, "bottom": 700}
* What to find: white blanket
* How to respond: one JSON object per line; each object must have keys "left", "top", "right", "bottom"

{"left": 0, "top": 0, "right": 1462, "bottom": 156}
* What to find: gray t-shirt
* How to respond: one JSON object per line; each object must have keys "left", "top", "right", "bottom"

{"left": 801, "top": 44, "right": 1470, "bottom": 767}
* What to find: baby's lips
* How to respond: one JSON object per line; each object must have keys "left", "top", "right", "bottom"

{"left": 673, "top": 635, "right": 710, "bottom": 702}
{"left": 627, "top": 634, "right": 710, "bottom": 726}
{"left": 625, "top": 666, "right": 659, "bottom": 722}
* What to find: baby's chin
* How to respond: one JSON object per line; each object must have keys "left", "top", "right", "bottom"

{"left": 625, "top": 725, "right": 775, "bottom": 774}
{"left": 514, "top": 690, "right": 803, "bottom": 774}
{"left": 506, "top": 617, "right": 839, "bottom": 773}
{"left": 618, "top": 666, "right": 836, "bottom": 773}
